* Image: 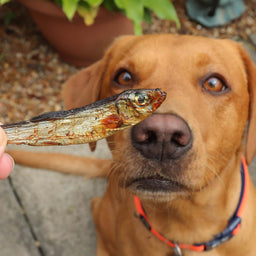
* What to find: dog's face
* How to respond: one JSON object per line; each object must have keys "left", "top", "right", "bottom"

{"left": 64, "top": 35, "right": 256, "bottom": 200}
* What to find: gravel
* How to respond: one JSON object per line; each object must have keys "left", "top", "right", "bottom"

{"left": 1, "top": 0, "right": 256, "bottom": 124}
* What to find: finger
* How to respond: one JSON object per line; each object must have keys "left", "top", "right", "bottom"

{"left": 0, "top": 127, "right": 7, "bottom": 157}
{"left": 0, "top": 153, "right": 14, "bottom": 179}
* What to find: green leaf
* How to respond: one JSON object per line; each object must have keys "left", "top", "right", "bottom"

{"left": 143, "top": 0, "right": 180, "bottom": 28}
{"left": 114, "top": 0, "right": 144, "bottom": 35}
{"left": 77, "top": 5, "right": 99, "bottom": 25}
{"left": 102, "top": 0, "right": 117, "bottom": 12}
{"left": 79, "top": 1, "right": 91, "bottom": 10}
{"left": 83, "top": 0, "right": 103, "bottom": 7}
{"left": 134, "top": 22, "right": 142, "bottom": 35}
{"left": 62, "top": 0, "right": 80, "bottom": 20}
{"left": 0, "top": 0, "right": 10, "bottom": 4}
{"left": 143, "top": 7, "right": 152, "bottom": 24}
{"left": 53, "top": 0, "right": 62, "bottom": 7}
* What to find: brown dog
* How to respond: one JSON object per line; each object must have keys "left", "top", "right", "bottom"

{"left": 9, "top": 34, "right": 256, "bottom": 255}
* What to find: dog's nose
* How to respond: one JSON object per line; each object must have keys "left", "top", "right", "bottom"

{"left": 131, "top": 114, "right": 192, "bottom": 160}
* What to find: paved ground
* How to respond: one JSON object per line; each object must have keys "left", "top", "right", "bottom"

{"left": 1, "top": 38, "right": 256, "bottom": 256}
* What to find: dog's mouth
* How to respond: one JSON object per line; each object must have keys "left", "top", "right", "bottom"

{"left": 126, "top": 175, "right": 185, "bottom": 193}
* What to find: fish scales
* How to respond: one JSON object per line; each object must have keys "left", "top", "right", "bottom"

{"left": 1, "top": 89, "right": 166, "bottom": 146}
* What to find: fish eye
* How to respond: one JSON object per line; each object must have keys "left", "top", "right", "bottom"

{"left": 114, "top": 70, "right": 134, "bottom": 87}
{"left": 202, "top": 75, "right": 229, "bottom": 94}
{"left": 134, "top": 93, "right": 149, "bottom": 106}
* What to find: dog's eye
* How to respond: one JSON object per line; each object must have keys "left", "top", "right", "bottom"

{"left": 203, "top": 76, "right": 228, "bottom": 93}
{"left": 114, "top": 70, "right": 134, "bottom": 87}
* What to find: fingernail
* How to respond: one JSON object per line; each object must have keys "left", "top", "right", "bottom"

{"left": 6, "top": 153, "right": 15, "bottom": 170}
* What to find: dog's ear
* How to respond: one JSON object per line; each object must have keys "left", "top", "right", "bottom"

{"left": 63, "top": 60, "right": 103, "bottom": 110}
{"left": 63, "top": 61, "right": 103, "bottom": 152}
{"left": 239, "top": 46, "right": 256, "bottom": 164}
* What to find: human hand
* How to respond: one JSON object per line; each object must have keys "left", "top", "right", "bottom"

{"left": 0, "top": 127, "right": 14, "bottom": 179}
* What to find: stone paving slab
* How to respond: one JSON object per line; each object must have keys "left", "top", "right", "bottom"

{"left": 0, "top": 179, "right": 41, "bottom": 256}
{"left": 11, "top": 166, "right": 106, "bottom": 256}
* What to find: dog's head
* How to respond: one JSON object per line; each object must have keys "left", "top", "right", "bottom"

{"left": 64, "top": 35, "right": 256, "bottom": 200}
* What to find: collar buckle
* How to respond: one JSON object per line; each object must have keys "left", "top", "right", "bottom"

{"left": 173, "top": 243, "right": 182, "bottom": 256}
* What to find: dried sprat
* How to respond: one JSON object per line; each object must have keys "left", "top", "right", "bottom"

{"left": 1, "top": 89, "right": 166, "bottom": 146}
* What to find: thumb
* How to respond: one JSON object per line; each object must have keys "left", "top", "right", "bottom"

{"left": 0, "top": 127, "right": 14, "bottom": 179}
{"left": 0, "top": 127, "right": 7, "bottom": 157}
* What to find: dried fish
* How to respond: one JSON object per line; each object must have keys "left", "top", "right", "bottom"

{"left": 1, "top": 89, "right": 166, "bottom": 146}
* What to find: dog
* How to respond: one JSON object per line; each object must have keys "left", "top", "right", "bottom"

{"left": 9, "top": 34, "right": 256, "bottom": 255}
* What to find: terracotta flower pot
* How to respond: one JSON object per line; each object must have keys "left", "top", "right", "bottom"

{"left": 18, "top": 0, "right": 134, "bottom": 67}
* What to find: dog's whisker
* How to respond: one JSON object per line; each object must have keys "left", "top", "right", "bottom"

{"left": 205, "top": 158, "right": 224, "bottom": 185}
{"left": 205, "top": 165, "right": 224, "bottom": 187}
{"left": 208, "top": 150, "right": 229, "bottom": 164}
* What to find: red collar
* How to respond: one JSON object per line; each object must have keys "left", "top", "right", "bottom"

{"left": 133, "top": 157, "right": 249, "bottom": 255}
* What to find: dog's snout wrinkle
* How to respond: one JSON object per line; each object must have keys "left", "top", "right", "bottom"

{"left": 131, "top": 114, "right": 192, "bottom": 161}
